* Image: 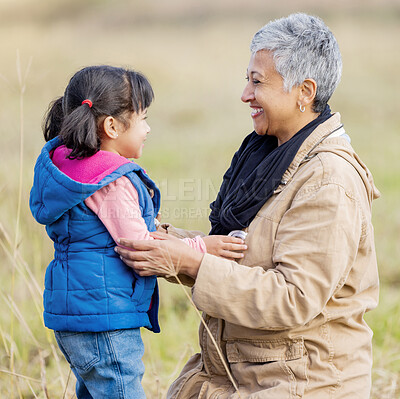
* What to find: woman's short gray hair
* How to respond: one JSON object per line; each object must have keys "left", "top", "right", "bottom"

{"left": 251, "top": 13, "right": 342, "bottom": 113}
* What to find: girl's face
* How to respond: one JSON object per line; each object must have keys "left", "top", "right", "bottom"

{"left": 115, "top": 110, "right": 150, "bottom": 159}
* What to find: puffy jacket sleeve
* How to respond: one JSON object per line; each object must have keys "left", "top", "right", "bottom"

{"left": 192, "top": 182, "right": 364, "bottom": 330}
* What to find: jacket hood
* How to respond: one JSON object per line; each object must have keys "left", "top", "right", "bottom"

{"left": 277, "top": 113, "right": 380, "bottom": 207}
{"left": 29, "top": 137, "right": 133, "bottom": 225}
{"left": 310, "top": 134, "right": 381, "bottom": 206}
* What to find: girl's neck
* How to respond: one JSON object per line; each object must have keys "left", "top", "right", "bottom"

{"left": 100, "top": 140, "right": 121, "bottom": 155}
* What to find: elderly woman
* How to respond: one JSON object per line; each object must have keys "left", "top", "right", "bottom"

{"left": 116, "top": 13, "right": 379, "bottom": 398}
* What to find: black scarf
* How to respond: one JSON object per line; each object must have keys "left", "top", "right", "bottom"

{"left": 209, "top": 105, "right": 332, "bottom": 235}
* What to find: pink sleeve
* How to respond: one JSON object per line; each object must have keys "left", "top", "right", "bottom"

{"left": 182, "top": 236, "right": 207, "bottom": 253}
{"left": 85, "top": 176, "right": 153, "bottom": 243}
{"left": 85, "top": 176, "right": 207, "bottom": 253}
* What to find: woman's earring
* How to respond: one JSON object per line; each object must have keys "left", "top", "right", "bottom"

{"left": 114, "top": 134, "right": 119, "bottom": 138}
{"left": 299, "top": 104, "right": 305, "bottom": 113}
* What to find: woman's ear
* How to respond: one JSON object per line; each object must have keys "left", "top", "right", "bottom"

{"left": 298, "top": 78, "right": 317, "bottom": 108}
{"left": 102, "top": 116, "right": 119, "bottom": 139}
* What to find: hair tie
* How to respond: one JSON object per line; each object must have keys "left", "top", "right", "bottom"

{"left": 82, "top": 99, "right": 93, "bottom": 108}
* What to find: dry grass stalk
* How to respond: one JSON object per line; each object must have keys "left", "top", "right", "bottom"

{"left": 0, "top": 291, "right": 40, "bottom": 347}
{"left": 8, "top": 50, "right": 32, "bottom": 398}
{"left": 0, "top": 236, "right": 43, "bottom": 324}
{"left": 371, "top": 368, "right": 399, "bottom": 399}
{"left": 26, "top": 380, "right": 40, "bottom": 399}
{"left": 14, "top": 50, "right": 32, "bottom": 254}
{"left": 0, "top": 369, "right": 41, "bottom": 383}
{"left": 0, "top": 221, "right": 43, "bottom": 299}
{"left": 62, "top": 369, "right": 73, "bottom": 399}
{"left": 174, "top": 274, "right": 242, "bottom": 397}
{"left": 0, "top": 219, "right": 43, "bottom": 299}
{"left": 1, "top": 217, "right": 72, "bottom": 396}
{"left": 0, "top": 236, "right": 69, "bottom": 396}
{"left": 39, "top": 349, "right": 49, "bottom": 399}
{"left": 166, "top": 344, "right": 192, "bottom": 382}
{"left": 144, "top": 332, "right": 192, "bottom": 398}
{"left": 141, "top": 337, "right": 162, "bottom": 398}
{"left": 146, "top": 243, "right": 242, "bottom": 397}
{"left": 52, "top": 342, "right": 67, "bottom": 391}
{"left": 0, "top": 323, "right": 10, "bottom": 357}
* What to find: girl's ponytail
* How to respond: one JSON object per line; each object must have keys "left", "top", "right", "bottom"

{"left": 43, "top": 97, "right": 64, "bottom": 142}
{"left": 60, "top": 101, "right": 99, "bottom": 159}
{"left": 44, "top": 65, "right": 154, "bottom": 159}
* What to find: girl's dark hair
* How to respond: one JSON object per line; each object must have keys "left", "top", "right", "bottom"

{"left": 43, "top": 66, "right": 154, "bottom": 159}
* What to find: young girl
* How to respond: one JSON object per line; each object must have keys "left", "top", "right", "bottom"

{"left": 29, "top": 66, "right": 245, "bottom": 399}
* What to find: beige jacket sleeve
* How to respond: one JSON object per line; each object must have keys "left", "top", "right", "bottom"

{"left": 192, "top": 182, "right": 363, "bottom": 330}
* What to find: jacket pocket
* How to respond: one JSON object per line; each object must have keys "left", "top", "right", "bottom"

{"left": 131, "top": 275, "right": 156, "bottom": 312}
{"left": 226, "top": 338, "right": 308, "bottom": 399}
{"left": 130, "top": 273, "right": 144, "bottom": 303}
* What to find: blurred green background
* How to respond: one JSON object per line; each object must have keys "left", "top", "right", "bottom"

{"left": 0, "top": 0, "right": 399, "bottom": 397}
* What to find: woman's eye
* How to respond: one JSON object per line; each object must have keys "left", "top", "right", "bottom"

{"left": 245, "top": 76, "right": 260, "bottom": 85}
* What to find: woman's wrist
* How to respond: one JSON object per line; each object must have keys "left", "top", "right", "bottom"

{"left": 181, "top": 250, "right": 204, "bottom": 280}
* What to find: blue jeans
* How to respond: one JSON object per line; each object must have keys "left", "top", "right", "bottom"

{"left": 55, "top": 329, "right": 146, "bottom": 399}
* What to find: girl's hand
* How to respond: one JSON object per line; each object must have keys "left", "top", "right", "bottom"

{"left": 201, "top": 235, "right": 247, "bottom": 260}
{"left": 155, "top": 213, "right": 165, "bottom": 232}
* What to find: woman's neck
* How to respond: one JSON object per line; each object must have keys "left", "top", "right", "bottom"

{"left": 276, "top": 111, "right": 319, "bottom": 146}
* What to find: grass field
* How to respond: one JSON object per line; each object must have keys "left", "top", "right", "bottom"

{"left": 1, "top": 0, "right": 399, "bottom": 397}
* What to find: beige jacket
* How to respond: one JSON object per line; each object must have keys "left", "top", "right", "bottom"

{"left": 166, "top": 113, "right": 380, "bottom": 399}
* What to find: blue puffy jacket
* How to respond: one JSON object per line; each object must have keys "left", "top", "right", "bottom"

{"left": 30, "top": 138, "right": 161, "bottom": 333}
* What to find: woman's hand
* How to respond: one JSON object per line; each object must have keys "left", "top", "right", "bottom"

{"left": 202, "top": 235, "right": 247, "bottom": 260}
{"left": 115, "top": 235, "right": 204, "bottom": 279}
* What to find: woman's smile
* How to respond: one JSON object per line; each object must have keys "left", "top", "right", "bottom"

{"left": 251, "top": 106, "right": 264, "bottom": 118}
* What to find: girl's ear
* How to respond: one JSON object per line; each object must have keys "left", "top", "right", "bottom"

{"left": 102, "top": 116, "right": 119, "bottom": 139}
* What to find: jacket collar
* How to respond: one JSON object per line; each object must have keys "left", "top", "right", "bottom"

{"left": 30, "top": 137, "right": 147, "bottom": 225}
{"left": 274, "top": 113, "right": 343, "bottom": 193}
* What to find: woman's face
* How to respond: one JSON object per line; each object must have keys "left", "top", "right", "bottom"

{"left": 241, "top": 50, "right": 302, "bottom": 145}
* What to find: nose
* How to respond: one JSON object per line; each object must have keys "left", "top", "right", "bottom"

{"left": 241, "top": 81, "right": 254, "bottom": 103}
{"left": 146, "top": 121, "right": 151, "bottom": 134}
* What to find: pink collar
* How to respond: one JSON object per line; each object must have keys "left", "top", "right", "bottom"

{"left": 51, "top": 145, "right": 132, "bottom": 184}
